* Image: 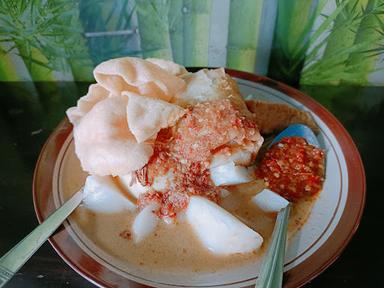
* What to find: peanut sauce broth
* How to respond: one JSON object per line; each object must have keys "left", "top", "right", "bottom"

{"left": 60, "top": 143, "right": 316, "bottom": 274}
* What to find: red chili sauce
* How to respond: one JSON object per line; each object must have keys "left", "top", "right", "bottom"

{"left": 256, "top": 137, "right": 325, "bottom": 202}
{"left": 136, "top": 99, "right": 263, "bottom": 220}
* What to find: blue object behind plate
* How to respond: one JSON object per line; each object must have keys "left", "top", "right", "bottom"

{"left": 270, "top": 124, "right": 320, "bottom": 148}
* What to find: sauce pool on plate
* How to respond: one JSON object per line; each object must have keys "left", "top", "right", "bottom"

{"left": 60, "top": 141, "right": 320, "bottom": 273}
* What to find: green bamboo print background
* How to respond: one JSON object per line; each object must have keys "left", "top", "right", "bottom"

{"left": 0, "top": 0, "right": 383, "bottom": 86}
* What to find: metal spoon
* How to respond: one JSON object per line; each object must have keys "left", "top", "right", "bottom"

{"left": 256, "top": 124, "right": 320, "bottom": 288}
{"left": 0, "top": 188, "right": 83, "bottom": 287}
{"left": 256, "top": 205, "right": 290, "bottom": 288}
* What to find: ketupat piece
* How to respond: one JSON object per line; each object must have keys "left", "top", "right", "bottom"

{"left": 252, "top": 189, "right": 289, "bottom": 213}
{"left": 132, "top": 202, "right": 160, "bottom": 243}
{"left": 245, "top": 100, "right": 319, "bottom": 134}
{"left": 176, "top": 68, "right": 232, "bottom": 106}
{"left": 210, "top": 148, "right": 252, "bottom": 168}
{"left": 118, "top": 173, "right": 149, "bottom": 199}
{"left": 226, "top": 0, "right": 263, "bottom": 72}
{"left": 186, "top": 196, "right": 263, "bottom": 255}
{"left": 176, "top": 67, "right": 251, "bottom": 117}
{"left": 210, "top": 161, "right": 254, "bottom": 186}
{"left": 83, "top": 175, "right": 136, "bottom": 212}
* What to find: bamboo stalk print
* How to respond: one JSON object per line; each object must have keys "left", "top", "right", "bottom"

{"left": 16, "top": 36, "right": 73, "bottom": 84}
{"left": 300, "top": 0, "right": 352, "bottom": 85}
{"left": 136, "top": 0, "right": 173, "bottom": 60}
{"left": 183, "top": 0, "right": 212, "bottom": 66}
{"left": 79, "top": 0, "right": 140, "bottom": 65}
{"left": 226, "top": 0, "right": 263, "bottom": 72}
{"left": 103, "top": 0, "right": 140, "bottom": 58}
{"left": 253, "top": 0, "right": 278, "bottom": 75}
{"left": 68, "top": 46, "right": 94, "bottom": 82}
{"left": 208, "top": 0, "right": 231, "bottom": 67}
{"left": 322, "top": 1, "right": 367, "bottom": 57}
{"left": 284, "top": 1, "right": 316, "bottom": 57}
{"left": 17, "top": 46, "right": 57, "bottom": 82}
{"left": 0, "top": 44, "right": 23, "bottom": 81}
{"left": 79, "top": 0, "right": 109, "bottom": 64}
{"left": 268, "top": 0, "right": 319, "bottom": 84}
{"left": 0, "top": 0, "right": 382, "bottom": 85}
{"left": 344, "top": 0, "right": 384, "bottom": 84}
{"left": 16, "top": 42, "right": 79, "bottom": 126}
{"left": 0, "top": 43, "right": 41, "bottom": 112}
{"left": 168, "top": 0, "right": 184, "bottom": 64}
{"left": 0, "top": 0, "right": 94, "bottom": 81}
{"left": 319, "top": 0, "right": 369, "bottom": 85}
{"left": 66, "top": 1, "right": 94, "bottom": 81}
{"left": 300, "top": 0, "right": 384, "bottom": 85}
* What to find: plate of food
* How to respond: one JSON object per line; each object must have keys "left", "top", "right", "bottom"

{"left": 33, "top": 58, "right": 365, "bottom": 288}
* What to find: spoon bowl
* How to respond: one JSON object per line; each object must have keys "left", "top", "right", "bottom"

{"left": 256, "top": 124, "right": 321, "bottom": 288}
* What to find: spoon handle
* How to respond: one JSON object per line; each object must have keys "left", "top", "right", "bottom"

{"left": 0, "top": 188, "right": 83, "bottom": 287}
{"left": 256, "top": 205, "right": 290, "bottom": 288}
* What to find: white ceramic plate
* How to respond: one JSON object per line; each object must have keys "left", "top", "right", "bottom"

{"left": 33, "top": 70, "right": 365, "bottom": 288}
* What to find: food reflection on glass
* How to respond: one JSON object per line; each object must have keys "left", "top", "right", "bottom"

{"left": 64, "top": 57, "right": 325, "bottom": 273}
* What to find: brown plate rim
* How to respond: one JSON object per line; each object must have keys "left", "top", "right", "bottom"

{"left": 33, "top": 69, "right": 366, "bottom": 288}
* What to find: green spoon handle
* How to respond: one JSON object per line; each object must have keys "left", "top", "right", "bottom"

{"left": 256, "top": 205, "right": 290, "bottom": 288}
